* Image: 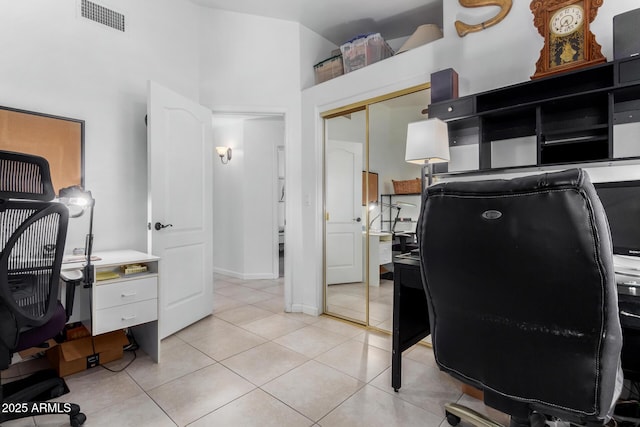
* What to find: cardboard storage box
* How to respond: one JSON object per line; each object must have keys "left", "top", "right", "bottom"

{"left": 314, "top": 54, "right": 344, "bottom": 84}
{"left": 18, "top": 339, "right": 58, "bottom": 360}
{"left": 46, "top": 329, "right": 129, "bottom": 377}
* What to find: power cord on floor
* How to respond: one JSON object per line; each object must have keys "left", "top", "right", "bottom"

{"left": 100, "top": 328, "right": 138, "bottom": 373}
{"left": 82, "top": 290, "right": 138, "bottom": 373}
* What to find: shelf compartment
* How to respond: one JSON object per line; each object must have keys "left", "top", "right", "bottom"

{"left": 614, "top": 88, "right": 640, "bottom": 125}
{"left": 490, "top": 135, "right": 537, "bottom": 169}
{"left": 542, "top": 124, "right": 609, "bottom": 144}
{"left": 541, "top": 93, "right": 609, "bottom": 134}
{"left": 540, "top": 138, "right": 609, "bottom": 164}
{"left": 476, "top": 63, "right": 614, "bottom": 113}
{"left": 482, "top": 107, "right": 536, "bottom": 142}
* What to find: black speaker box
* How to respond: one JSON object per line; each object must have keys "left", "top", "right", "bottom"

{"left": 430, "top": 68, "right": 458, "bottom": 104}
{"left": 614, "top": 8, "right": 640, "bottom": 60}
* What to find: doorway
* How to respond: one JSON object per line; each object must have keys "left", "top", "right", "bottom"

{"left": 211, "top": 113, "right": 286, "bottom": 280}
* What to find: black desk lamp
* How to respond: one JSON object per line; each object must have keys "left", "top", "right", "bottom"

{"left": 59, "top": 186, "right": 95, "bottom": 289}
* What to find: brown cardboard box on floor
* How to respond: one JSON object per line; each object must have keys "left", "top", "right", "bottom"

{"left": 18, "top": 339, "right": 58, "bottom": 360}
{"left": 461, "top": 383, "right": 484, "bottom": 400}
{"left": 46, "top": 328, "right": 129, "bottom": 377}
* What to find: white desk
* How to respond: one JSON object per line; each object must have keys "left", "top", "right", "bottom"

{"left": 369, "top": 232, "right": 393, "bottom": 287}
{"left": 62, "top": 250, "right": 160, "bottom": 362}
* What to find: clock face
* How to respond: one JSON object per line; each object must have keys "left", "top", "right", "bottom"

{"left": 548, "top": 2, "right": 585, "bottom": 69}
{"left": 550, "top": 4, "right": 584, "bottom": 36}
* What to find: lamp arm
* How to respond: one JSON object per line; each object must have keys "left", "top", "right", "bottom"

{"left": 369, "top": 211, "right": 382, "bottom": 228}
{"left": 83, "top": 205, "right": 95, "bottom": 288}
{"left": 391, "top": 206, "right": 402, "bottom": 232}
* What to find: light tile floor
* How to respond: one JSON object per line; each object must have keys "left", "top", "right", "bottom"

{"left": 1, "top": 274, "right": 509, "bottom": 427}
{"left": 325, "top": 279, "right": 394, "bottom": 329}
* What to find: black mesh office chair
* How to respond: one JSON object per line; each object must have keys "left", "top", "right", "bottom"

{"left": 417, "top": 169, "right": 623, "bottom": 427}
{"left": 0, "top": 150, "right": 86, "bottom": 426}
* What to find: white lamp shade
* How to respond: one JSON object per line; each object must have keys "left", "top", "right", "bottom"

{"left": 405, "top": 118, "right": 450, "bottom": 164}
{"left": 216, "top": 146, "right": 229, "bottom": 156}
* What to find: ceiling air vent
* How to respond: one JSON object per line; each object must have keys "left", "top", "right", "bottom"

{"left": 81, "top": 0, "right": 125, "bottom": 32}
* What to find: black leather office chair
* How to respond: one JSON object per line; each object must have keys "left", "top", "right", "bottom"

{"left": 417, "top": 169, "right": 623, "bottom": 427}
{"left": 0, "top": 150, "right": 86, "bottom": 426}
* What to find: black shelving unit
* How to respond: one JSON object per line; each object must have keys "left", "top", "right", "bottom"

{"left": 380, "top": 193, "right": 421, "bottom": 233}
{"left": 429, "top": 56, "right": 640, "bottom": 175}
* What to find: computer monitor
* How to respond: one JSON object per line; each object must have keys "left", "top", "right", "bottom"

{"left": 594, "top": 180, "right": 640, "bottom": 257}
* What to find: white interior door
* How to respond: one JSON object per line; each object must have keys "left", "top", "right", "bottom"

{"left": 325, "top": 140, "right": 363, "bottom": 285}
{"left": 147, "top": 81, "right": 214, "bottom": 339}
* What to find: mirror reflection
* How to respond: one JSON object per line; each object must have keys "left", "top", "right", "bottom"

{"left": 325, "top": 109, "right": 367, "bottom": 323}
{"left": 324, "top": 86, "right": 431, "bottom": 330}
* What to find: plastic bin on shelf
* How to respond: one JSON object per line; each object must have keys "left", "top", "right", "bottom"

{"left": 340, "top": 33, "right": 394, "bottom": 73}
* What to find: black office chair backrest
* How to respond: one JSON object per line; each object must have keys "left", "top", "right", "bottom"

{"left": 0, "top": 150, "right": 68, "bottom": 330}
{"left": 0, "top": 150, "right": 55, "bottom": 200}
{"left": 417, "top": 169, "right": 622, "bottom": 425}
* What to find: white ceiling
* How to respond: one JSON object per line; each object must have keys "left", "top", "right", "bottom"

{"left": 190, "top": 0, "right": 443, "bottom": 46}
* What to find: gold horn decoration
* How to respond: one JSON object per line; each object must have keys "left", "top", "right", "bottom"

{"left": 455, "top": 0, "right": 513, "bottom": 37}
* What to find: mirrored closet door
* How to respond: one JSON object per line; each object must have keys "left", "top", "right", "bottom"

{"left": 323, "top": 84, "right": 431, "bottom": 330}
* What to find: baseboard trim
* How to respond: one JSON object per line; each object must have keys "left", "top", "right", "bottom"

{"left": 214, "top": 268, "right": 278, "bottom": 280}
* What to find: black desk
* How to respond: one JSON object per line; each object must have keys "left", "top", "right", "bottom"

{"left": 391, "top": 253, "right": 430, "bottom": 392}
{"left": 392, "top": 254, "right": 640, "bottom": 390}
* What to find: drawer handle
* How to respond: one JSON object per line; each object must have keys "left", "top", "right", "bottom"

{"left": 448, "top": 106, "right": 454, "bottom": 112}
{"left": 121, "top": 292, "right": 137, "bottom": 297}
{"left": 122, "top": 314, "right": 137, "bottom": 321}
{"left": 621, "top": 310, "right": 640, "bottom": 320}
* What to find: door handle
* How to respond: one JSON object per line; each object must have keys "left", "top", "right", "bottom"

{"left": 154, "top": 222, "right": 173, "bottom": 231}
{"left": 354, "top": 217, "right": 361, "bottom": 222}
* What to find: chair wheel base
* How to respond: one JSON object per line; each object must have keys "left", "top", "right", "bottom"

{"left": 70, "top": 412, "right": 86, "bottom": 426}
{"left": 444, "top": 402, "right": 504, "bottom": 427}
{"left": 447, "top": 411, "right": 462, "bottom": 426}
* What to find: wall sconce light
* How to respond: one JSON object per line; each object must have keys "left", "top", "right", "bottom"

{"left": 216, "top": 146, "right": 232, "bottom": 164}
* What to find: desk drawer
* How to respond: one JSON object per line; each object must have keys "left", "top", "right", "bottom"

{"left": 94, "top": 276, "right": 157, "bottom": 310}
{"left": 429, "top": 97, "right": 474, "bottom": 121}
{"left": 379, "top": 241, "right": 392, "bottom": 265}
{"left": 93, "top": 299, "right": 158, "bottom": 335}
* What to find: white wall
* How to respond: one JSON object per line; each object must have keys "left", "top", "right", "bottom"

{"left": 243, "top": 117, "right": 284, "bottom": 279}
{"left": 295, "top": 0, "right": 640, "bottom": 316}
{"left": 0, "top": 0, "right": 201, "bottom": 253}
{"left": 212, "top": 120, "right": 245, "bottom": 275}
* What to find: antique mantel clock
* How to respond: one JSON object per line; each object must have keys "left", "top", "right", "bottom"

{"left": 530, "top": 0, "right": 606, "bottom": 79}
